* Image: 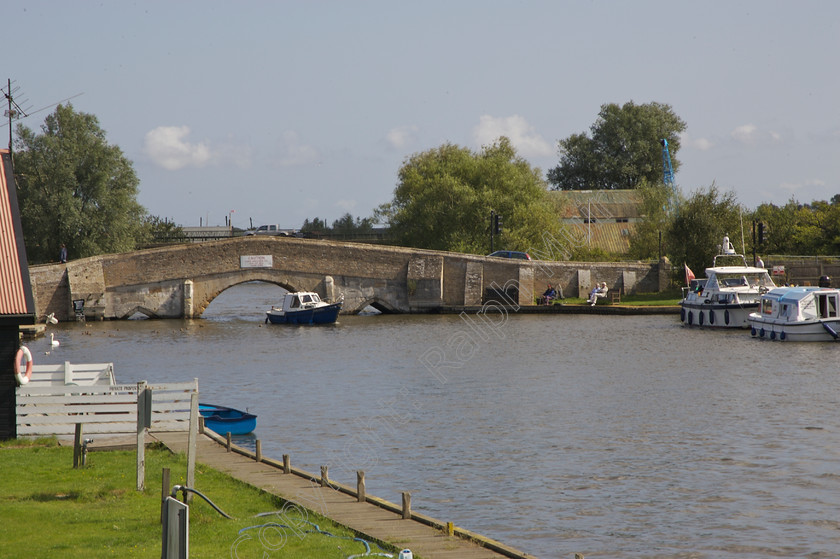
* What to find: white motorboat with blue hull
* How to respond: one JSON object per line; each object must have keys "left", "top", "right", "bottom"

{"left": 749, "top": 286, "right": 840, "bottom": 342}
{"left": 680, "top": 241, "right": 776, "bottom": 329}
{"left": 265, "top": 291, "right": 342, "bottom": 325}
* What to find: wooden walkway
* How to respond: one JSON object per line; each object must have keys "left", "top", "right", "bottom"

{"left": 150, "top": 430, "right": 537, "bottom": 559}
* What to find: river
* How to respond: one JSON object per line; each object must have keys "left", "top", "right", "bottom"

{"left": 33, "top": 281, "right": 840, "bottom": 558}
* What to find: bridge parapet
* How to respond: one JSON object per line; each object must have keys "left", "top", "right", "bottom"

{"left": 28, "top": 237, "right": 667, "bottom": 320}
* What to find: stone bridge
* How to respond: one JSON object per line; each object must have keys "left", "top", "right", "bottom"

{"left": 28, "top": 237, "right": 669, "bottom": 321}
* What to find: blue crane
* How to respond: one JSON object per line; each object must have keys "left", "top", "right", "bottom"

{"left": 660, "top": 138, "right": 677, "bottom": 214}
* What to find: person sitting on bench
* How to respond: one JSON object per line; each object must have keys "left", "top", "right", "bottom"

{"left": 587, "top": 282, "right": 608, "bottom": 306}
{"left": 541, "top": 284, "right": 558, "bottom": 305}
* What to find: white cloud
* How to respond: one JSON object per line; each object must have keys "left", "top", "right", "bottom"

{"left": 144, "top": 126, "right": 213, "bottom": 170}
{"left": 473, "top": 115, "right": 553, "bottom": 157}
{"left": 780, "top": 178, "right": 826, "bottom": 193}
{"left": 730, "top": 124, "right": 782, "bottom": 146}
{"left": 386, "top": 126, "right": 418, "bottom": 149}
{"left": 679, "top": 132, "right": 714, "bottom": 151}
{"left": 335, "top": 199, "right": 357, "bottom": 212}
{"left": 277, "top": 131, "right": 319, "bottom": 167}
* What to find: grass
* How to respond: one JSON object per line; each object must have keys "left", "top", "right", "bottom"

{"left": 0, "top": 438, "right": 398, "bottom": 558}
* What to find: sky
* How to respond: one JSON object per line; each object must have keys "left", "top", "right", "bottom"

{"left": 4, "top": 1, "right": 839, "bottom": 229}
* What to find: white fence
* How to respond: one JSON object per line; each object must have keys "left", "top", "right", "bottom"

{"left": 16, "top": 377, "right": 198, "bottom": 436}
{"left": 28, "top": 362, "right": 117, "bottom": 387}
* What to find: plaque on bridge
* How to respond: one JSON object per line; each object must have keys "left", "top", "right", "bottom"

{"left": 240, "top": 255, "right": 273, "bottom": 268}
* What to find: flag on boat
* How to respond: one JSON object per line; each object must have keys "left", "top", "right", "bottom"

{"left": 684, "top": 263, "right": 695, "bottom": 286}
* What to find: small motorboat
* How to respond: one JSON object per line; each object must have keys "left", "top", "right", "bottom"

{"left": 199, "top": 403, "right": 257, "bottom": 435}
{"left": 748, "top": 286, "right": 840, "bottom": 342}
{"left": 680, "top": 236, "right": 776, "bottom": 328}
{"left": 265, "top": 291, "right": 342, "bottom": 325}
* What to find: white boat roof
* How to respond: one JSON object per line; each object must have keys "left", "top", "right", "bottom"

{"left": 764, "top": 286, "right": 827, "bottom": 302}
{"left": 706, "top": 265, "right": 770, "bottom": 275}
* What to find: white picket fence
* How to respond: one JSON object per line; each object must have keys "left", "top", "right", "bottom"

{"left": 16, "top": 369, "right": 198, "bottom": 436}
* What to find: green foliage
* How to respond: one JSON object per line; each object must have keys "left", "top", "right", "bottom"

{"left": 548, "top": 101, "right": 687, "bottom": 190}
{"left": 140, "top": 215, "right": 184, "bottom": 244}
{"left": 667, "top": 184, "right": 743, "bottom": 275}
{"left": 628, "top": 179, "right": 673, "bottom": 259}
{"left": 752, "top": 197, "right": 840, "bottom": 256}
{"left": 14, "top": 104, "right": 146, "bottom": 264}
{"left": 378, "top": 137, "right": 565, "bottom": 255}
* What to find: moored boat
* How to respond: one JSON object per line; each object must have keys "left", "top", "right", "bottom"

{"left": 680, "top": 237, "right": 776, "bottom": 329}
{"left": 265, "top": 291, "right": 342, "bottom": 325}
{"left": 748, "top": 286, "right": 840, "bottom": 342}
{"left": 199, "top": 403, "right": 257, "bottom": 435}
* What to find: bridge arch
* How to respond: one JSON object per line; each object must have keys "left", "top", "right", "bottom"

{"left": 191, "top": 272, "right": 305, "bottom": 318}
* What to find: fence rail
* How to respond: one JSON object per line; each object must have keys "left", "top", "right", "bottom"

{"left": 16, "top": 379, "right": 198, "bottom": 436}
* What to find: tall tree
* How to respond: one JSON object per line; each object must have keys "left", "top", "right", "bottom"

{"left": 667, "top": 185, "right": 742, "bottom": 277}
{"left": 14, "top": 104, "right": 146, "bottom": 263}
{"left": 548, "top": 101, "right": 687, "bottom": 191}
{"left": 627, "top": 179, "right": 673, "bottom": 260}
{"left": 377, "top": 137, "right": 564, "bottom": 254}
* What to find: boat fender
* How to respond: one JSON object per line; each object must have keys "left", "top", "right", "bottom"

{"left": 780, "top": 331, "right": 786, "bottom": 341}
{"left": 759, "top": 328, "right": 765, "bottom": 338}
{"left": 687, "top": 311, "right": 693, "bottom": 325}
{"left": 680, "top": 308, "right": 685, "bottom": 323}
{"left": 14, "top": 346, "right": 33, "bottom": 385}
{"left": 770, "top": 330, "right": 776, "bottom": 340}
{"left": 699, "top": 311, "right": 704, "bottom": 326}
{"left": 751, "top": 327, "right": 757, "bottom": 337}
{"left": 709, "top": 311, "right": 715, "bottom": 325}
{"left": 724, "top": 310, "right": 730, "bottom": 325}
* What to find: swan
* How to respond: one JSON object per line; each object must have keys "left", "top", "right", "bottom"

{"left": 50, "top": 333, "right": 60, "bottom": 347}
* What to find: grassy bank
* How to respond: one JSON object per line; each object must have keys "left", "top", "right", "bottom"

{"left": 0, "top": 438, "right": 396, "bottom": 558}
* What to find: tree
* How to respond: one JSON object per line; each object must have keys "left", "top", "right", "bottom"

{"left": 14, "top": 104, "right": 146, "bottom": 263}
{"left": 377, "top": 137, "right": 564, "bottom": 254}
{"left": 667, "top": 185, "right": 742, "bottom": 277}
{"left": 627, "top": 179, "right": 673, "bottom": 260}
{"left": 548, "top": 101, "right": 687, "bottom": 191}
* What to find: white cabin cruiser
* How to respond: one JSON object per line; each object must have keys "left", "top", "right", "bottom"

{"left": 680, "top": 239, "right": 776, "bottom": 329}
{"left": 748, "top": 286, "right": 840, "bottom": 342}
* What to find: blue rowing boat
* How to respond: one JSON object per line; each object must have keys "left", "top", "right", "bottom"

{"left": 199, "top": 403, "right": 257, "bottom": 435}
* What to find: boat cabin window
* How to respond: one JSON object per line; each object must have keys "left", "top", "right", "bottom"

{"left": 817, "top": 293, "right": 839, "bottom": 319}
{"left": 762, "top": 298, "right": 774, "bottom": 315}
{"left": 302, "top": 294, "right": 313, "bottom": 304}
{"left": 290, "top": 296, "right": 301, "bottom": 308}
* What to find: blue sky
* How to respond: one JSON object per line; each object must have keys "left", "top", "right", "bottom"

{"left": 5, "top": 1, "right": 839, "bottom": 229}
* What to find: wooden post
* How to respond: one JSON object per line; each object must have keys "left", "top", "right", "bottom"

{"left": 186, "top": 391, "right": 198, "bottom": 503}
{"left": 320, "top": 465, "right": 329, "bottom": 487}
{"left": 198, "top": 415, "right": 205, "bottom": 434}
{"left": 73, "top": 423, "right": 83, "bottom": 468}
{"left": 283, "top": 454, "right": 290, "bottom": 474}
{"left": 255, "top": 440, "right": 262, "bottom": 462}
{"left": 160, "top": 467, "right": 170, "bottom": 523}
{"left": 446, "top": 521, "right": 454, "bottom": 536}
{"left": 226, "top": 432, "right": 232, "bottom": 452}
{"left": 402, "top": 492, "right": 411, "bottom": 519}
{"left": 357, "top": 471, "right": 365, "bottom": 502}
{"left": 136, "top": 381, "right": 147, "bottom": 491}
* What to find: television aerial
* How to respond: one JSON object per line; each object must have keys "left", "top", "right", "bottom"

{"left": 2, "top": 78, "right": 84, "bottom": 151}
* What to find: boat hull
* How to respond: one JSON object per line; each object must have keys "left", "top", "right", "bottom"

{"left": 266, "top": 302, "right": 342, "bottom": 325}
{"left": 680, "top": 302, "right": 757, "bottom": 329}
{"left": 748, "top": 317, "right": 840, "bottom": 342}
{"left": 199, "top": 404, "right": 257, "bottom": 435}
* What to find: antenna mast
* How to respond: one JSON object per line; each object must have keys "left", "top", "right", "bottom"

{"left": 3, "top": 79, "right": 31, "bottom": 154}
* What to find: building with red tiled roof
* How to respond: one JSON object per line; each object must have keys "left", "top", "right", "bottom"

{"left": 0, "top": 149, "right": 36, "bottom": 439}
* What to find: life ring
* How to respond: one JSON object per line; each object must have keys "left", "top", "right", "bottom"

{"left": 14, "top": 347, "right": 33, "bottom": 385}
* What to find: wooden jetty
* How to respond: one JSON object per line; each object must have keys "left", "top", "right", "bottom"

{"left": 151, "top": 430, "right": 538, "bottom": 559}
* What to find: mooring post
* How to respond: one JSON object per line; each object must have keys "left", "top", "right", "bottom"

{"left": 402, "top": 492, "right": 411, "bottom": 519}
{"left": 73, "top": 423, "right": 83, "bottom": 468}
{"left": 446, "top": 521, "right": 454, "bottom": 536}
{"left": 321, "top": 465, "right": 329, "bottom": 487}
{"left": 357, "top": 471, "right": 366, "bottom": 502}
{"left": 226, "top": 432, "right": 232, "bottom": 452}
{"left": 255, "top": 440, "right": 262, "bottom": 462}
{"left": 160, "top": 468, "right": 170, "bottom": 524}
{"left": 283, "top": 454, "right": 290, "bottom": 474}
